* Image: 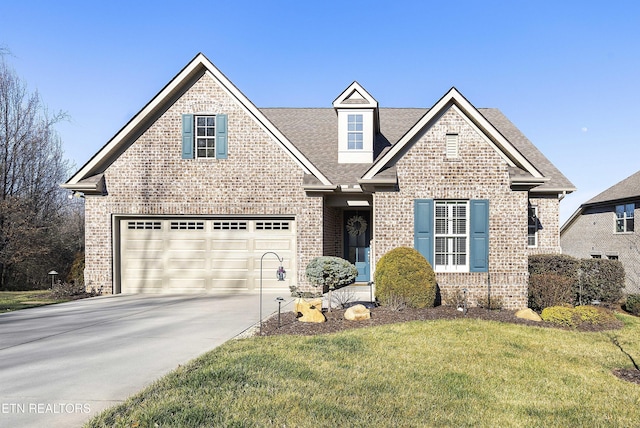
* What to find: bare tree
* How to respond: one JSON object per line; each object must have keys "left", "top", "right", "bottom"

{"left": 0, "top": 58, "right": 72, "bottom": 288}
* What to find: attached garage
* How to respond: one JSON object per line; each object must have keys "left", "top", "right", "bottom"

{"left": 117, "top": 217, "right": 296, "bottom": 294}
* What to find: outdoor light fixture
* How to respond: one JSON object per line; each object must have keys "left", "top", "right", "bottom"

{"left": 276, "top": 297, "right": 285, "bottom": 328}
{"left": 259, "top": 252, "right": 285, "bottom": 335}
{"left": 48, "top": 270, "right": 58, "bottom": 289}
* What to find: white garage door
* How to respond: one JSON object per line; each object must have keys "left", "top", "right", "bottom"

{"left": 119, "top": 218, "right": 296, "bottom": 294}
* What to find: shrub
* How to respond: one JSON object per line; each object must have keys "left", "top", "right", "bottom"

{"left": 577, "top": 259, "right": 625, "bottom": 305}
{"left": 541, "top": 305, "right": 619, "bottom": 328}
{"left": 541, "top": 306, "right": 577, "bottom": 327}
{"left": 305, "top": 256, "right": 358, "bottom": 312}
{"left": 374, "top": 247, "right": 436, "bottom": 309}
{"left": 625, "top": 294, "right": 640, "bottom": 316}
{"left": 574, "top": 305, "right": 618, "bottom": 325}
{"left": 528, "top": 273, "right": 575, "bottom": 311}
{"left": 477, "top": 295, "right": 504, "bottom": 310}
{"left": 528, "top": 254, "right": 580, "bottom": 279}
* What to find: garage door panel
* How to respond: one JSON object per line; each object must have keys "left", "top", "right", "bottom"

{"left": 254, "top": 239, "right": 292, "bottom": 251}
{"left": 124, "top": 239, "right": 163, "bottom": 250}
{"left": 168, "top": 259, "right": 206, "bottom": 269}
{"left": 211, "top": 239, "right": 249, "bottom": 250}
{"left": 120, "top": 218, "right": 296, "bottom": 294}
{"left": 167, "top": 239, "right": 206, "bottom": 251}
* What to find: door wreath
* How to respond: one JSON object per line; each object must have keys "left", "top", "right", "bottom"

{"left": 346, "top": 215, "right": 367, "bottom": 237}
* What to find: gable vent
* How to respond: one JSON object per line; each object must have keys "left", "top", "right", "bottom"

{"left": 446, "top": 134, "right": 459, "bottom": 158}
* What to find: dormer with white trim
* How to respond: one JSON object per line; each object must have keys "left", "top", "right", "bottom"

{"left": 333, "top": 82, "right": 378, "bottom": 164}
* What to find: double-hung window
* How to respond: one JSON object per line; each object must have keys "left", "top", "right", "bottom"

{"left": 528, "top": 205, "right": 538, "bottom": 247}
{"left": 434, "top": 201, "right": 469, "bottom": 272}
{"left": 181, "top": 114, "right": 228, "bottom": 159}
{"left": 195, "top": 115, "right": 216, "bottom": 158}
{"left": 615, "top": 203, "right": 634, "bottom": 233}
{"left": 347, "top": 114, "right": 363, "bottom": 150}
{"left": 415, "top": 199, "right": 488, "bottom": 273}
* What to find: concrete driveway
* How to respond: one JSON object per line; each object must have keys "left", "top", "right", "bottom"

{"left": 0, "top": 292, "right": 289, "bottom": 428}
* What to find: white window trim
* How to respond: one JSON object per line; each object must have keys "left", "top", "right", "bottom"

{"left": 347, "top": 114, "right": 364, "bottom": 150}
{"left": 195, "top": 115, "right": 216, "bottom": 159}
{"left": 528, "top": 205, "right": 538, "bottom": 247}
{"left": 614, "top": 203, "right": 634, "bottom": 233}
{"left": 434, "top": 200, "right": 469, "bottom": 273}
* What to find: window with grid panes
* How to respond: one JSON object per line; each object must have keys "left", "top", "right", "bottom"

{"left": 435, "top": 201, "right": 469, "bottom": 272}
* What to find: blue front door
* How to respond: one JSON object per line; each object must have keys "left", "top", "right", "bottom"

{"left": 344, "top": 211, "right": 370, "bottom": 282}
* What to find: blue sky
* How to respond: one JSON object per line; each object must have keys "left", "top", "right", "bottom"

{"left": 1, "top": 0, "right": 638, "bottom": 223}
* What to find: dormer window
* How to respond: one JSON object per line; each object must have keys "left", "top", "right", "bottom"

{"left": 333, "top": 82, "right": 378, "bottom": 164}
{"left": 348, "top": 114, "right": 364, "bottom": 150}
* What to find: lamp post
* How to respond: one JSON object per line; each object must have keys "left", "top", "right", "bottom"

{"left": 48, "top": 270, "right": 58, "bottom": 289}
{"left": 259, "top": 252, "right": 286, "bottom": 335}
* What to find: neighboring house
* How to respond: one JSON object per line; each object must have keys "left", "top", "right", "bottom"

{"left": 561, "top": 170, "right": 640, "bottom": 294}
{"left": 62, "top": 53, "right": 574, "bottom": 309}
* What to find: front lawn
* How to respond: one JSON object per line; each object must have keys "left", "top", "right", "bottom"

{"left": 0, "top": 290, "right": 68, "bottom": 313}
{"left": 87, "top": 314, "right": 640, "bottom": 427}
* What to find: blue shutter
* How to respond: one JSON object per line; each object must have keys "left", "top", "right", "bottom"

{"left": 414, "top": 199, "right": 434, "bottom": 267}
{"left": 216, "top": 114, "right": 228, "bottom": 159}
{"left": 470, "top": 199, "right": 489, "bottom": 272}
{"left": 181, "top": 114, "right": 194, "bottom": 159}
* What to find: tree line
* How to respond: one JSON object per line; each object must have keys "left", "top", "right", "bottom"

{"left": 0, "top": 53, "right": 83, "bottom": 290}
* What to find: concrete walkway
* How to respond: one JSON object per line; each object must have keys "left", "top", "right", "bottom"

{"left": 0, "top": 292, "right": 290, "bottom": 428}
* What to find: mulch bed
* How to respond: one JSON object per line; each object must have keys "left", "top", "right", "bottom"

{"left": 258, "top": 304, "right": 640, "bottom": 385}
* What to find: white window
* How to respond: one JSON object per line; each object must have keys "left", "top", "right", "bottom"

{"left": 528, "top": 205, "right": 538, "bottom": 247}
{"left": 446, "top": 133, "right": 459, "bottom": 158}
{"left": 195, "top": 115, "right": 216, "bottom": 158}
{"left": 435, "top": 201, "right": 468, "bottom": 272}
{"left": 615, "top": 204, "right": 634, "bottom": 233}
{"left": 347, "top": 114, "right": 363, "bottom": 150}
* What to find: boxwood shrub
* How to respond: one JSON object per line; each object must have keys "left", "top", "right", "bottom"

{"left": 625, "top": 294, "right": 640, "bottom": 316}
{"left": 374, "top": 247, "right": 436, "bottom": 309}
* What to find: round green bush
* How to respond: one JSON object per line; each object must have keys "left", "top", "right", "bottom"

{"left": 374, "top": 247, "right": 436, "bottom": 308}
{"left": 625, "top": 294, "right": 640, "bottom": 316}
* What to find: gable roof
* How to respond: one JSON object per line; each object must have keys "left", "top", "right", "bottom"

{"left": 63, "top": 53, "right": 332, "bottom": 192}
{"left": 561, "top": 169, "right": 640, "bottom": 233}
{"left": 584, "top": 169, "right": 640, "bottom": 206}
{"left": 361, "top": 87, "right": 548, "bottom": 186}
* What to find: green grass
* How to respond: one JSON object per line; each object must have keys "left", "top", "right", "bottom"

{"left": 0, "top": 290, "right": 68, "bottom": 313}
{"left": 87, "top": 314, "right": 640, "bottom": 427}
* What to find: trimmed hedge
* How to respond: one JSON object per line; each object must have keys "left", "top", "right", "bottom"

{"left": 374, "top": 247, "right": 436, "bottom": 309}
{"left": 528, "top": 254, "right": 625, "bottom": 308}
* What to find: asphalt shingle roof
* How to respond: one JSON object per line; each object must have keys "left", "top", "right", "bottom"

{"left": 260, "top": 107, "right": 574, "bottom": 191}
{"left": 584, "top": 169, "right": 640, "bottom": 206}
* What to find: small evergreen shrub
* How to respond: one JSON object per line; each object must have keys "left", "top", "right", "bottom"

{"left": 528, "top": 273, "right": 575, "bottom": 311}
{"left": 305, "top": 256, "right": 358, "bottom": 292}
{"left": 573, "top": 305, "right": 618, "bottom": 325}
{"left": 625, "top": 294, "right": 640, "bottom": 316}
{"left": 541, "top": 305, "right": 619, "bottom": 328}
{"left": 374, "top": 247, "right": 436, "bottom": 309}
{"left": 541, "top": 306, "right": 578, "bottom": 327}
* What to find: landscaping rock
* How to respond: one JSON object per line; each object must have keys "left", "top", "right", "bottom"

{"left": 294, "top": 298, "right": 326, "bottom": 323}
{"left": 344, "top": 304, "right": 371, "bottom": 321}
{"left": 515, "top": 308, "right": 542, "bottom": 322}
